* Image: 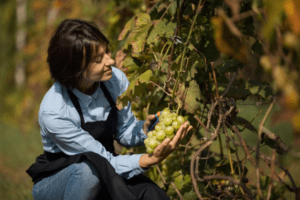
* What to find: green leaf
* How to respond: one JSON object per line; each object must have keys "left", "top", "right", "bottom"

{"left": 212, "top": 82, "right": 252, "bottom": 100}
{"left": 217, "top": 59, "right": 244, "bottom": 74}
{"left": 174, "top": 173, "right": 192, "bottom": 191}
{"left": 168, "top": 1, "right": 177, "bottom": 16}
{"left": 251, "top": 38, "right": 264, "bottom": 55}
{"left": 245, "top": 80, "right": 274, "bottom": 100}
{"left": 147, "top": 18, "right": 176, "bottom": 45}
{"left": 117, "top": 70, "right": 155, "bottom": 109}
{"left": 127, "top": 13, "right": 153, "bottom": 56}
{"left": 182, "top": 189, "right": 198, "bottom": 200}
{"left": 259, "top": 176, "right": 270, "bottom": 190}
{"left": 174, "top": 174, "right": 184, "bottom": 190}
{"left": 181, "top": 44, "right": 205, "bottom": 81}
{"left": 184, "top": 80, "right": 201, "bottom": 114}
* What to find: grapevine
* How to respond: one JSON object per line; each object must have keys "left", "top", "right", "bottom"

{"left": 113, "top": 0, "right": 299, "bottom": 199}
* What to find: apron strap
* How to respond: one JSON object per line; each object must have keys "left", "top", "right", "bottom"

{"left": 100, "top": 82, "right": 116, "bottom": 107}
{"left": 67, "top": 82, "right": 116, "bottom": 125}
{"left": 67, "top": 89, "right": 85, "bottom": 124}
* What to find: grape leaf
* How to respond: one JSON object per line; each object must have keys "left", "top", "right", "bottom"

{"left": 126, "top": 13, "right": 153, "bottom": 56}
{"left": 245, "top": 80, "right": 273, "bottom": 100}
{"left": 117, "top": 70, "right": 155, "bottom": 109}
{"left": 174, "top": 173, "right": 192, "bottom": 190}
{"left": 182, "top": 189, "right": 198, "bottom": 200}
{"left": 183, "top": 80, "right": 201, "bottom": 114}
{"left": 147, "top": 18, "right": 176, "bottom": 45}
{"left": 118, "top": 16, "right": 135, "bottom": 41}
{"left": 217, "top": 59, "right": 243, "bottom": 74}
{"left": 212, "top": 82, "right": 251, "bottom": 100}
{"left": 251, "top": 38, "right": 264, "bottom": 55}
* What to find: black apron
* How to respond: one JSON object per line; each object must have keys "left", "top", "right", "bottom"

{"left": 26, "top": 82, "right": 170, "bottom": 200}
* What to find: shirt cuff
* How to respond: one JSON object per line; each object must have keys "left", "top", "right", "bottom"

{"left": 126, "top": 154, "right": 149, "bottom": 179}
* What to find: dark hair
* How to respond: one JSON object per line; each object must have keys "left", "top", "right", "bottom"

{"left": 47, "top": 19, "right": 110, "bottom": 89}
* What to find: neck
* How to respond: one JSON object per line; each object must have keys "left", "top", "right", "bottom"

{"left": 77, "top": 81, "right": 97, "bottom": 95}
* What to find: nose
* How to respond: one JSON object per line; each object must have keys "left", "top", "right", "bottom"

{"left": 105, "top": 54, "right": 115, "bottom": 66}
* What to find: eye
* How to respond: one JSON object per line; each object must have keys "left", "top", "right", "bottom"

{"left": 95, "top": 56, "right": 102, "bottom": 63}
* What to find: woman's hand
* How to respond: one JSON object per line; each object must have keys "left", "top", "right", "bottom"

{"left": 139, "top": 122, "right": 193, "bottom": 169}
{"left": 143, "top": 114, "right": 156, "bottom": 136}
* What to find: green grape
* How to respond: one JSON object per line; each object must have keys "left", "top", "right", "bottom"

{"left": 172, "top": 120, "right": 181, "bottom": 130}
{"left": 155, "top": 123, "right": 162, "bottom": 131}
{"left": 159, "top": 116, "right": 164, "bottom": 121}
{"left": 165, "top": 126, "right": 174, "bottom": 135}
{"left": 148, "top": 131, "right": 155, "bottom": 138}
{"left": 146, "top": 147, "right": 154, "bottom": 154}
{"left": 163, "top": 107, "right": 170, "bottom": 112}
{"left": 225, "top": 180, "right": 230, "bottom": 186}
{"left": 161, "top": 110, "right": 171, "bottom": 117}
{"left": 144, "top": 138, "right": 149, "bottom": 146}
{"left": 148, "top": 138, "right": 158, "bottom": 148}
{"left": 163, "top": 117, "right": 173, "bottom": 126}
{"left": 156, "top": 130, "right": 166, "bottom": 140}
{"left": 177, "top": 116, "right": 185, "bottom": 125}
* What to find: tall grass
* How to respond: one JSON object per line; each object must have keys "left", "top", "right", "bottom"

{"left": 0, "top": 122, "right": 43, "bottom": 199}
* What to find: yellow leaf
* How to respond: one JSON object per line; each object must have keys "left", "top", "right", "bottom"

{"left": 211, "top": 14, "right": 247, "bottom": 63}
{"left": 292, "top": 111, "right": 300, "bottom": 133}
{"left": 284, "top": 0, "right": 300, "bottom": 35}
{"left": 284, "top": 83, "right": 300, "bottom": 109}
{"left": 53, "top": 0, "right": 63, "bottom": 8}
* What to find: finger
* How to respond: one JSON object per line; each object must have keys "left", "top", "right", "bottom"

{"left": 154, "top": 137, "right": 171, "bottom": 153}
{"left": 169, "top": 123, "right": 187, "bottom": 148}
{"left": 148, "top": 114, "right": 156, "bottom": 121}
{"left": 146, "top": 114, "right": 156, "bottom": 126}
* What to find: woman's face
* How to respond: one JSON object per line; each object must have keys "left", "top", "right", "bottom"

{"left": 80, "top": 45, "right": 115, "bottom": 87}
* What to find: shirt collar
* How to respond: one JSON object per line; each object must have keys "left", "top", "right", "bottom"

{"left": 72, "top": 82, "right": 100, "bottom": 107}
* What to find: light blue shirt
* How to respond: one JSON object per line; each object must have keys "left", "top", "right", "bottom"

{"left": 38, "top": 67, "right": 148, "bottom": 179}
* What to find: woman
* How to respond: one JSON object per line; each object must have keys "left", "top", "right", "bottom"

{"left": 26, "top": 19, "right": 192, "bottom": 200}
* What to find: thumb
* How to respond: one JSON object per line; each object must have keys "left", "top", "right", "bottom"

{"left": 147, "top": 114, "right": 156, "bottom": 121}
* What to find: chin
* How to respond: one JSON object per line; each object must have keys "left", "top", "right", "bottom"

{"left": 101, "top": 74, "right": 112, "bottom": 81}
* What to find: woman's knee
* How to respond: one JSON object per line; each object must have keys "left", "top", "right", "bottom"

{"left": 73, "top": 161, "right": 101, "bottom": 186}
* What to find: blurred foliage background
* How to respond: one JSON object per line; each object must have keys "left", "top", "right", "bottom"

{"left": 0, "top": 0, "right": 299, "bottom": 199}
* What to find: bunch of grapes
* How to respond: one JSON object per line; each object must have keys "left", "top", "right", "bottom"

{"left": 143, "top": 108, "right": 189, "bottom": 154}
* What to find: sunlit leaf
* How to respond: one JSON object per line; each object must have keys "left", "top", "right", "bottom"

{"left": 118, "top": 17, "right": 135, "bottom": 41}
{"left": 211, "top": 10, "right": 247, "bottom": 63}
{"left": 262, "top": 0, "right": 284, "bottom": 40}
{"left": 127, "top": 13, "right": 153, "bottom": 56}
{"left": 284, "top": 0, "right": 300, "bottom": 35}
{"left": 184, "top": 80, "right": 201, "bottom": 114}
{"left": 117, "top": 70, "right": 155, "bottom": 109}
{"left": 245, "top": 80, "right": 274, "bottom": 100}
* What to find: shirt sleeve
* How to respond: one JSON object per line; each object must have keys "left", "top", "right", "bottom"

{"left": 40, "top": 111, "right": 147, "bottom": 179}
{"left": 114, "top": 71, "right": 148, "bottom": 148}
